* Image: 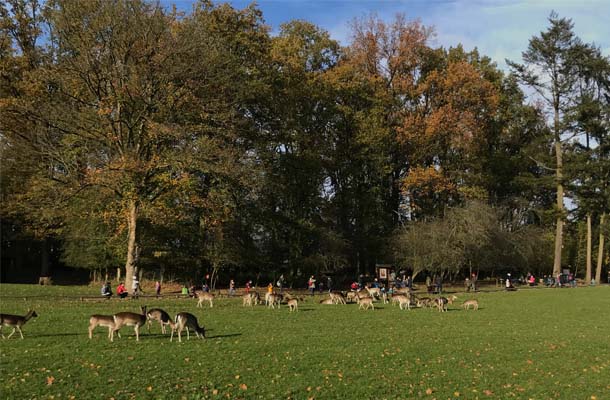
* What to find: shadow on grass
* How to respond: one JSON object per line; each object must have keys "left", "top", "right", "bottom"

{"left": 206, "top": 333, "right": 241, "bottom": 339}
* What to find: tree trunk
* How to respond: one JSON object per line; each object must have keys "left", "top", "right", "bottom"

{"left": 124, "top": 199, "right": 139, "bottom": 292}
{"left": 116, "top": 267, "right": 121, "bottom": 283}
{"left": 552, "top": 104, "right": 564, "bottom": 277}
{"left": 595, "top": 213, "right": 605, "bottom": 283}
{"left": 585, "top": 214, "right": 592, "bottom": 284}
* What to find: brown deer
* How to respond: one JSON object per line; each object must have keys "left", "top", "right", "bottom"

{"left": 358, "top": 297, "right": 375, "bottom": 310}
{"left": 329, "top": 292, "right": 347, "bottom": 304}
{"left": 435, "top": 297, "right": 448, "bottom": 312}
{"left": 88, "top": 315, "right": 119, "bottom": 341}
{"left": 391, "top": 294, "right": 412, "bottom": 310}
{"left": 319, "top": 298, "right": 334, "bottom": 305}
{"left": 170, "top": 312, "right": 205, "bottom": 342}
{"left": 345, "top": 291, "right": 358, "bottom": 303}
{"left": 0, "top": 310, "right": 38, "bottom": 339}
{"left": 113, "top": 306, "right": 147, "bottom": 341}
{"left": 266, "top": 293, "right": 283, "bottom": 309}
{"left": 287, "top": 298, "right": 298, "bottom": 312}
{"left": 462, "top": 299, "right": 479, "bottom": 310}
{"left": 146, "top": 308, "right": 175, "bottom": 334}
{"left": 242, "top": 292, "right": 260, "bottom": 307}
{"left": 195, "top": 291, "right": 214, "bottom": 308}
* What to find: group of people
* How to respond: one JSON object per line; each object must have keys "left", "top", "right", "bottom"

{"left": 100, "top": 277, "right": 162, "bottom": 299}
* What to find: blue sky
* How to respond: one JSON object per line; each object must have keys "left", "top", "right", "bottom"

{"left": 168, "top": 0, "right": 609, "bottom": 71}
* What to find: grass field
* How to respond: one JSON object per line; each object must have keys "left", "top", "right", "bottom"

{"left": 1, "top": 284, "right": 609, "bottom": 399}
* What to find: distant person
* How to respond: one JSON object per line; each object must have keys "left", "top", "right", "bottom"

{"left": 327, "top": 276, "right": 333, "bottom": 292}
{"left": 229, "top": 279, "right": 236, "bottom": 296}
{"left": 471, "top": 272, "right": 477, "bottom": 291}
{"left": 181, "top": 285, "right": 189, "bottom": 296}
{"left": 406, "top": 275, "right": 413, "bottom": 291}
{"left": 101, "top": 282, "right": 112, "bottom": 299}
{"left": 132, "top": 276, "right": 140, "bottom": 298}
{"left": 117, "top": 282, "right": 128, "bottom": 299}
{"left": 505, "top": 274, "right": 516, "bottom": 291}
{"left": 245, "top": 280, "right": 252, "bottom": 294}
{"left": 277, "top": 274, "right": 285, "bottom": 293}
{"left": 155, "top": 281, "right": 161, "bottom": 298}
{"left": 308, "top": 276, "right": 316, "bottom": 296}
{"left": 267, "top": 282, "right": 273, "bottom": 294}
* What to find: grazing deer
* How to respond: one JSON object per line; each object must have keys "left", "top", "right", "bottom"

{"left": 447, "top": 295, "right": 458, "bottom": 305}
{"left": 358, "top": 297, "right": 375, "bottom": 310}
{"left": 195, "top": 291, "right": 214, "bottom": 308}
{"left": 320, "top": 298, "right": 334, "bottom": 305}
{"left": 146, "top": 308, "right": 175, "bottom": 334}
{"left": 435, "top": 297, "right": 448, "bottom": 312}
{"left": 113, "top": 306, "right": 147, "bottom": 341}
{"left": 171, "top": 312, "right": 205, "bottom": 342}
{"left": 391, "top": 294, "right": 412, "bottom": 310}
{"left": 417, "top": 297, "right": 432, "bottom": 308}
{"left": 329, "top": 292, "right": 346, "bottom": 304}
{"left": 287, "top": 298, "right": 298, "bottom": 312}
{"left": 88, "top": 314, "right": 119, "bottom": 341}
{"left": 394, "top": 287, "right": 411, "bottom": 296}
{"left": 0, "top": 310, "right": 38, "bottom": 339}
{"left": 462, "top": 299, "right": 479, "bottom": 310}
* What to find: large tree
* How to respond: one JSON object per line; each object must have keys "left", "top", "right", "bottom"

{"left": 508, "top": 12, "right": 588, "bottom": 276}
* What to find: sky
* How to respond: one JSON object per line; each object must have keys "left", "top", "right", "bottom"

{"left": 168, "top": 0, "right": 610, "bottom": 71}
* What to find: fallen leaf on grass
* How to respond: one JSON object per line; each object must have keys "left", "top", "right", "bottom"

{"left": 425, "top": 388, "right": 433, "bottom": 395}
{"left": 212, "top": 389, "right": 218, "bottom": 395}
{"left": 483, "top": 389, "right": 493, "bottom": 396}
{"left": 46, "top": 376, "right": 55, "bottom": 386}
{"left": 146, "top": 386, "right": 152, "bottom": 392}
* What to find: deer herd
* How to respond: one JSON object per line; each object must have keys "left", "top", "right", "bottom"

{"left": 1, "top": 287, "right": 479, "bottom": 341}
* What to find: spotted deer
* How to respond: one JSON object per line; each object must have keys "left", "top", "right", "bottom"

{"left": 170, "top": 312, "right": 205, "bottom": 342}
{"left": 195, "top": 291, "right": 214, "bottom": 308}
{"left": 346, "top": 291, "right": 358, "bottom": 303}
{"left": 0, "top": 310, "right": 38, "bottom": 339}
{"left": 146, "top": 308, "right": 175, "bottom": 334}
{"left": 462, "top": 299, "right": 479, "bottom": 310}
{"left": 113, "top": 306, "right": 147, "bottom": 341}
{"left": 365, "top": 287, "right": 381, "bottom": 299}
{"left": 320, "top": 298, "right": 334, "bottom": 305}
{"left": 88, "top": 314, "right": 119, "bottom": 341}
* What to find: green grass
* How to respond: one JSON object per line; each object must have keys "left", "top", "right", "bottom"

{"left": 1, "top": 284, "right": 609, "bottom": 399}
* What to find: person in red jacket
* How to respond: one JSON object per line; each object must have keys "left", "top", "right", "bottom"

{"left": 117, "top": 282, "right": 128, "bottom": 299}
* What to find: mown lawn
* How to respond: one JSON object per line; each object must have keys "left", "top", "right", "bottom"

{"left": 0, "top": 284, "right": 609, "bottom": 399}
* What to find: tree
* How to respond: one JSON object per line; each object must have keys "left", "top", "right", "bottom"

{"left": 508, "top": 12, "right": 588, "bottom": 276}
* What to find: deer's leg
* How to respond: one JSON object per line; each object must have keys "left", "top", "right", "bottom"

{"left": 7, "top": 328, "right": 16, "bottom": 339}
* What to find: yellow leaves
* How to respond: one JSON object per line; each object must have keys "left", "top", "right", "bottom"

{"left": 46, "top": 376, "right": 55, "bottom": 386}
{"left": 483, "top": 389, "right": 494, "bottom": 396}
{"left": 239, "top": 383, "right": 247, "bottom": 390}
{"left": 425, "top": 388, "right": 433, "bottom": 395}
{"left": 146, "top": 386, "right": 153, "bottom": 392}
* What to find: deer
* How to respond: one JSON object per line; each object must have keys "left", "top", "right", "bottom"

{"left": 462, "top": 299, "right": 479, "bottom": 310}
{"left": 391, "top": 294, "right": 412, "bottom": 310}
{"left": 320, "top": 298, "right": 334, "bottom": 305}
{"left": 146, "top": 308, "right": 175, "bottom": 334}
{"left": 358, "top": 296, "right": 375, "bottom": 310}
{"left": 447, "top": 295, "right": 459, "bottom": 305}
{"left": 365, "top": 286, "right": 381, "bottom": 299}
{"left": 266, "top": 293, "right": 283, "bottom": 309}
{"left": 170, "top": 312, "right": 205, "bottom": 342}
{"left": 0, "top": 310, "right": 38, "bottom": 339}
{"left": 195, "top": 291, "right": 214, "bottom": 308}
{"left": 112, "top": 306, "right": 147, "bottom": 341}
{"left": 88, "top": 314, "right": 120, "bottom": 341}
{"left": 287, "top": 298, "right": 298, "bottom": 312}
{"left": 242, "top": 292, "right": 260, "bottom": 307}
{"left": 435, "top": 297, "right": 448, "bottom": 312}
{"left": 345, "top": 291, "right": 358, "bottom": 303}
{"left": 329, "top": 292, "right": 346, "bottom": 304}
{"left": 417, "top": 297, "right": 433, "bottom": 308}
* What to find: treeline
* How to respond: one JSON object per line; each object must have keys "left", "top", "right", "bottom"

{"left": 1, "top": 1, "right": 608, "bottom": 288}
